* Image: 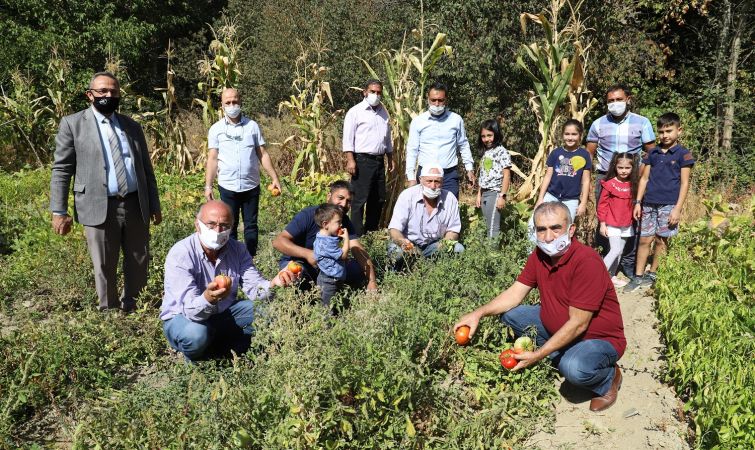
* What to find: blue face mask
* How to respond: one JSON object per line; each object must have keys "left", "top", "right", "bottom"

{"left": 536, "top": 232, "right": 571, "bottom": 257}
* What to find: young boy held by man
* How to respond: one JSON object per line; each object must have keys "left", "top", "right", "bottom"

{"left": 313, "top": 203, "right": 351, "bottom": 307}
{"left": 624, "top": 112, "right": 695, "bottom": 292}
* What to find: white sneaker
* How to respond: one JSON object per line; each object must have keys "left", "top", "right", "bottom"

{"left": 612, "top": 276, "right": 628, "bottom": 288}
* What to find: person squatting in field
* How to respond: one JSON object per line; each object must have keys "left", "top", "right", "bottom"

{"left": 455, "top": 201, "right": 627, "bottom": 412}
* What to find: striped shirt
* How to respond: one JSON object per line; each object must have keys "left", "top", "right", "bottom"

{"left": 587, "top": 112, "right": 655, "bottom": 172}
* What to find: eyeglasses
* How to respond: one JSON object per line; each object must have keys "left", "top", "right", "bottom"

{"left": 419, "top": 217, "right": 446, "bottom": 241}
{"left": 223, "top": 123, "right": 244, "bottom": 141}
{"left": 88, "top": 88, "right": 120, "bottom": 96}
{"left": 201, "top": 220, "right": 232, "bottom": 231}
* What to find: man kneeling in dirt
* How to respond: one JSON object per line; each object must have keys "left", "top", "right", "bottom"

{"left": 160, "top": 200, "right": 295, "bottom": 362}
{"left": 455, "top": 202, "right": 626, "bottom": 411}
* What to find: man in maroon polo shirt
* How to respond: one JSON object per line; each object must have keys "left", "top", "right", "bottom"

{"left": 455, "top": 201, "right": 626, "bottom": 411}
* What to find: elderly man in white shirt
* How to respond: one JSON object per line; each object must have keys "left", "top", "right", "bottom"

{"left": 388, "top": 163, "right": 464, "bottom": 270}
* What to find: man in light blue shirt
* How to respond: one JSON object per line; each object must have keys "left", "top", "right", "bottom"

{"left": 204, "top": 88, "right": 282, "bottom": 257}
{"left": 405, "top": 82, "right": 475, "bottom": 198}
{"left": 586, "top": 84, "right": 656, "bottom": 278}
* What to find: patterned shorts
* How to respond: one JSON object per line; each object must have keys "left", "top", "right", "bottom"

{"left": 640, "top": 203, "right": 678, "bottom": 238}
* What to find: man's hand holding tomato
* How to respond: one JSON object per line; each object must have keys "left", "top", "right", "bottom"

{"left": 511, "top": 349, "right": 545, "bottom": 371}
{"left": 453, "top": 310, "right": 483, "bottom": 340}
{"left": 203, "top": 280, "right": 229, "bottom": 305}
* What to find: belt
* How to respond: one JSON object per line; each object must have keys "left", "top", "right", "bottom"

{"left": 355, "top": 153, "right": 385, "bottom": 161}
{"left": 109, "top": 191, "right": 137, "bottom": 200}
{"left": 596, "top": 170, "right": 608, "bottom": 175}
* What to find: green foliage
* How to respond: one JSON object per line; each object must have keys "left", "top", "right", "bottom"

{"left": 0, "top": 168, "right": 557, "bottom": 447}
{"left": 655, "top": 195, "right": 755, "bottom": 448}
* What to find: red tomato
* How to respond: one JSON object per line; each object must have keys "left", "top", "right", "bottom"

{"left": 454, "top": 326, "right": 471, "bottom": 346}
{"left": 499, "top": 349, "right": 517, "bottom": 370}
{"left": 287, "top": 261, "right": 302, "bottom": 274}
{"left": 214, "top": 274, "right": 231, "bottom": 290}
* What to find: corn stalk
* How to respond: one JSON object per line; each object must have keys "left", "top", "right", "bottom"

{"left": 277, "top": 39, "right": 343, "bottom": 179}
{"left": 195, "top": 19, "right": 245, "bottom": 129}
{"left": 514, "top": 0, "right": 596, "bottom": 201}
{"left": 359, "top": 1, "right": 452, "bottom": 225}
{"left": 0, "top": 71, "right": 51, "bottom": 167}
{"left": 136, "top": 41, "right": 194, "bottom": 174}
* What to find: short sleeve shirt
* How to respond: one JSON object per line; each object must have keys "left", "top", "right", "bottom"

{"left": 642, "top": 145, "right": 695, "bottom": 205}
{"left": 478, "top": 145, "right": 512, "bottom": 190}
{"left": 516, "top": 239, "right": 627, "bottom": 357}
{"left": 313, "top": 234, "right": 346, "bottom": 279}
{"left": 208, "top": 116, "right": 266, "bottom": 192}
{"left": 279, "top": 206, "right": 357, "bottom": 266}
{"left": 545, "top": 147, "right": 593, "bottom": 200}
{"left": 587, "top": 112, "right": 655, "bottom": 172}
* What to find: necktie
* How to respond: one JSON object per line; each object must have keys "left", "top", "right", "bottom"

{"left": 104, "top": 118, "right": 128, "bottom": 196}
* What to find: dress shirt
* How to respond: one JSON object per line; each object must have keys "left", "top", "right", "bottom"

{"left": 160, "top": 234, "right": 272, "bottom": 322}
{"left": 342, "top": 99, "right": 392, "bottom": 155}
{"left": 208, "top": 116, "right": 266, "bottom": 192}
{"left": 91, "top": 106, "right": 137, "bottom": 196}
{"left": 388, "top": 185, "right": 461, "bottom": 247}
{"left": 587, "top": 112, "right": 655, "bottom": 172}
{"left": 405, "top": 110, "right": 473, "bottom": 180}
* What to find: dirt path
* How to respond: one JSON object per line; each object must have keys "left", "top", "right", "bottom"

{"left": 526, "top": 289, "right": 690, "bottom": 449}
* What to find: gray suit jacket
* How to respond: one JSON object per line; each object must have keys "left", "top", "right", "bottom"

{"left": 50, "top": 108, "right": 161, "bottom": 226}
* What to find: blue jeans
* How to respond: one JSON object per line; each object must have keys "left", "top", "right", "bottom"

{"left": 219, "top": 185, "right": 260, "bottom": 257}
{"left": 386, "top": 240, "right": 465, "bottom": 271}
{"left": 162, "top": 300, "right": 255, "bottom": 362}
{"left": 501, "top": 305, "right": 619, "bottom": 396}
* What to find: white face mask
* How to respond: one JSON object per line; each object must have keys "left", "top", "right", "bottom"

{"left": 428, "top": 104, "right": 446, "bottom": 116}
{"left": 224, "top": 104, "right": 241, "bottom": 119}
{"left": 365, "top": 93, "right": 381, "bottom": 107}
{"left": 536, "top": 232, "right": 571, "bottom": 257}
{"left": 197, "top": 220, "right": 231, "bottom": 250}
{"left": 607, "top": 101, "right": 627, "bottom": 117}
{"left": 422, "top": 185, "right": 442, "bottom": 199}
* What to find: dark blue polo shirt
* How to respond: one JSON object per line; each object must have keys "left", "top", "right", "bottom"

{"left": 546, "top": 147, "right": 593, "bottom": 200}
{"left": 279, "top": 206, "right": 356, "bottom": 268}
{"left": 642, "top": 144, "right": 695, "bottom": 205}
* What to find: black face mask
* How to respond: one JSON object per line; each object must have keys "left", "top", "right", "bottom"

{"left": 91, "top": 96, "right": 120, "bottom": 115}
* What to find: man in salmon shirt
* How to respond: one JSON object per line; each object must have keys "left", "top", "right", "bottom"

{"left": 455, "top": 202, "right": 626, "bottom": 411}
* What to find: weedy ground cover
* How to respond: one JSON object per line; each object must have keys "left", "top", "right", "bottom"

{"left": 0, "top": 168, "right": 558, "bottom": 448}
{"left": 655, "top": 196, "right": 755, "bottom": 449}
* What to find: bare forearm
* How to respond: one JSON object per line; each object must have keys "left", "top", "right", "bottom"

{"left": 443, "top": 231, "right": 459, "bottom": 241}
{"left": 501, "top": 169, "right": 511, "bottom": 195}
{"left": 205, "top": 152, "right": 218, "bottom": 186}
{"left": 258, "top": 147, "right": 279, "bottom": 184}
{"left": 533, "top": 318, "right": 588, "bottom": 359}
{"left": 350, "top": 244, "right": 376, "bottom": 284}
{"left": 389, "top": 228, "right": 406, "bottom": 244}
{"left": 273, "top": 235, "right": 310, "bottom": 260}
{"left": 676, "top": 169, "right": 691, "bottom": 209}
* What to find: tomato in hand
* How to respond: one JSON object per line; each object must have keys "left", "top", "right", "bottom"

{"left": 287, "top": 261, "right": 302, "bottom": 274}
{"left": 214, "top": 274, "right": 231, "bottom": 290}
{"left": 513, "top": 336, "right": 534, "bottom": 354}
{"left": 499, "top": 349, "right": 517, "bottom": 370}
{"left": 454, "top": 326, "right": 471, "bottom": 346}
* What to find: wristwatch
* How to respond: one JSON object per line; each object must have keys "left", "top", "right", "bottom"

{"left": 633, "top": 200, "right": 642, "bottom": 205}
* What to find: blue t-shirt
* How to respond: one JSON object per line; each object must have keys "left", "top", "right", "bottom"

{"left": 313, "top": 233, "right": 346, "bottom": 279}
{"left": 546, "top": 147, "right": 593, "bottom": 200}
{"left": 279, "top": 206, "right": 356, "bottom": 269}
{"left": 642, "top": 144, "right": 695, "bottom": 205}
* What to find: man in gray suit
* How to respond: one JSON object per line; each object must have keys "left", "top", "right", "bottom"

{"left": 50, "top": 71, "right": 162, "bottom": 312}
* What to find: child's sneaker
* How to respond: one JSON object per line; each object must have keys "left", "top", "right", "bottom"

{"left": 623, "top": 276, "right": 645, "bottom": 293}
{"left": 611, "top": 276, "right": 628, "bottom": 288}
{"left": 644, "top": 272, "right": 657, "bottom": 285}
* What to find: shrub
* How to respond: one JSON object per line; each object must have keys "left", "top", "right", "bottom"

{"left": 655, "top": 195, "right": 755, "bottom": 448}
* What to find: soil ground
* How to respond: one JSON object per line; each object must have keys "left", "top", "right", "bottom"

{"left": 526, "top": 288, "right": 690, "bottom": 449}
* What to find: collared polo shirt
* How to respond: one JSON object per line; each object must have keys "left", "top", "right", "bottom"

{"left": 405, "top": 110, "right": 474, "bottom": 180}
{"left": 208, "top": 116, "right": 266, "bottom": 192}
{"left": 91, "top": 106, "right": 138, "bottom": 195}
{"left": 342, "top": 99, "right": 392, "bottom": 155}
{"left": 388, "top": 185, "right": 462, "bottom": 247}
{"left": 587, "top": 112, "right": 655, "bottom": 172}
{"left": 642, "top": 144, "right": 695, "bottom": 205}
{"left": 160, "top": 234, "right": 272, "bottom": 322}
{"left": 516, "top": 239, "right": 626, "bottom": 357}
